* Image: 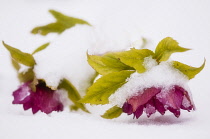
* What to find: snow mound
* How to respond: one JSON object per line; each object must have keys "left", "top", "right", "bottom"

{"left": 109, "top": 56, "right": 190, "bottom": 107}
{"left": 34, "top": 25, "right": 96, "bottom": 91}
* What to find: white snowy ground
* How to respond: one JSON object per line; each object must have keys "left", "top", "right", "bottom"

{"left": 0, "top": 0, "right": 210, "bottom": 139}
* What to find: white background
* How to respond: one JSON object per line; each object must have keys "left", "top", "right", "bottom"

{"left": 0, "top": 0, "right": 210, "bottom": 139}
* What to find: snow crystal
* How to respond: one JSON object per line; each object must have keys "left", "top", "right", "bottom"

{"left": 109, "top": 57, "right": 190, "bottom": 107}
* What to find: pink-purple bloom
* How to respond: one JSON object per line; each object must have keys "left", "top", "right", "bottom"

{"left": 122, "top": 85, "right": 194, "bottom": 118}
{"left": 12, "top": 81, "right": 64, "bottom": 114}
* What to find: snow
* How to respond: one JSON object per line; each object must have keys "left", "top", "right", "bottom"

{"left": 0, "top": 0, "right": 210, "bottom": 139}
{"left": 19, "top": 64, "right": 31, "bottom": 74}
{"left": 33, "top": 25, "right": 96, "bottom": 91}
{"left": 109, "top": 58, "right": 190, "bottom": 107}
{"left": 143, "top": 56, "right": 158, "bottom": 70}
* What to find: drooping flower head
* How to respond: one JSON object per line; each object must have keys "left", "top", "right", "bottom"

{"left": 3, "top": 41, "right": 89, "bottom": 114}
{"left": 122, "top": 85, "right": 194, "bottom": 118}
{"left": 81, "top": 37, "right": 205, "bottom": 119}
{"left": 109, "top": 58, "right": 197, "bottom": 118}
{"left": 13, "top": 81, "right": 64, "bottom": 114}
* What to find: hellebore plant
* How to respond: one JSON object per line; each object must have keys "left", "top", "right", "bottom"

{"left": 2, "top": 10, "right": 91, "bottom": 114}
{"left": 12, "top": 81, "right": 64, "bottom": 114}
{"left": 3, "top": 42, "right": 88, "bottom": 114}
{"left": 80, "top": 37, "right": 205, "bottom": 119}
{"left": 122, "top": 85, "right": 194, "bottom": 118}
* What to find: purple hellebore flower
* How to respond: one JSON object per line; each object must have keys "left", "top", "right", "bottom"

{"left": 12, "top": 81, "right": 64, "bottom": 114}
{"left": 122, "top": 85, "right": 194, "bottom": 119}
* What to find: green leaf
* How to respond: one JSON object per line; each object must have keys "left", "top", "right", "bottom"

{"left": 153, "top": 37, "right": 190, "bottom": 62}
{"left": 140, "top": 37, "right": 147, "bottom": 49}
{"left": 29, "top": 78, "right": 38, "bottom": 92}
{"left": 83, "top": 71, "right": 99, "bottom": 93}
{"left": 31, "top": 22, "right": 66, "bottom": 35}
{"left": 31, "top": 10, "right": 91, "bottom": 35}
{"left": 2, "top": 41, "right": 36, "bottom": 67}
{"left": 80, "top": 70, "right": 134, "bottom": 105}
{"left": 172, "top": 59, "right": 205, "bottom": 80}
{"left": 87, "top": 52, "right": 134, "bottom": 75}
{"left": 115, "top": 48, "right": 154, "bottom": 73}
{"left": 58, "top": 78, "right": 89, "bottom": 113}
{"left": 70, "top": 105, "right": 79, "bottom": 111}
{"left": 101, "top": 106, "right": 123, "bottom": 119}
{"left": 32, "top": 42, "right": 50, "bottom": 55}
{"left": 88, "top": 72, "right": 99, "bottom": 85}
{"left": 11, "top": 59, "right": 20, "bottom": 71}
{"left": 18, "top": 68, "right": 35, "bottom": 83}
{"left": 49, "top": 10, "right": 91, "bottom": 26}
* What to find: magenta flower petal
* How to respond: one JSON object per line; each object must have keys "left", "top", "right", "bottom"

{"left": 168, "top": 107, "right": 181, "bottom": 118}
{"left": 32, "top": 105, "right": 40, "bottom": 114}
{"left": 128, "top": 87, "right": 161, "bottom": 111}
{"left": 122, "top": 102, "right": 133, "bottom": 115}
{"left": 122, "top": 85, "right": 194, "bottom": 119}
{"left": 156, "top": 86, "right": 184, "bottom": 110}
{"left": 144, "top": 99, "right": 156, "bottom": 117}
{"left": 181, "top": 96, "right": 194, "bottom": 111}
{"left": 12, "top": 81, "right": 64, "bottom": 114}
{"left": 23, "top": 100, "right": 32, "bottom": 110}
{"left": 12, "top": 82, "right": 31, "bottom": 104}
{"left": 154, "top": 97, "right": 166, "bottom": 115}
{"left": 133, "top": 105, "right": 144, "bottom": 119}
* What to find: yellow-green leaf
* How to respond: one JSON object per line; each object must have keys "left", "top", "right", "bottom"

{"left": 115, "top": 48, "right": 154, "bottom": 73}
{"left": 88, "top": 72, "right": 99, "bottom": 85}
{"left": 29, "top": 78, "right": 38, "bottom": 92}
{"left": 11, "top": 59, "right": 20, "bottom": 71}
{"left": 18, "top": 68, "right": 35, "bottom": 83}
{"left": 32, "top": 42, "right": 50, "bottom": 55}
{"left": 70, "top": 105, "right": 79, "bottom": 111}
{"left": 3, "top": 41, "right": 36, "bottom": 67}
{"left": 31, "top": 10, "right": 91, "bottom": 35}
{"left": 172, "top": 60, "right": 205, "bottom": 80}
{"left": 101, "top": 106, "right": 123, "bottom": 119}
{"left": 153, "top": 37, "right": 190, "bottom": 62}
{"left": 87, "top": 52, "right": 134, "bottom": 75}
{"left": 58, "top": 78, "right": 89, "bottom": 113}
{"left": 80, "top": 70, "right": 134, "bottom": 105}
{"left": 49, "top": 10, "right": 91, "bottom": 26}
{"left": 140, "top": 37, "right": 147, "bottom": 49}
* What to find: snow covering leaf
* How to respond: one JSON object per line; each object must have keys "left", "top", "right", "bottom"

{"left": 173, "top": 59, "right": 205, "bottom": 80}
{"left": 2, "top": 41, "right": 36, "bottom": 67}
{"left": 58, "top": 78, "right": 89, "bottom": 113}
{"left": 80, "top": 70, "right": 134, "bottom": 105}
{"left": 18, "top": 68, "right": 35, "bottom": 83}
{"left": 101, "top": 106, "right": 123, "bottom": 119}
{"left": 115, "top": 48, "right": 154, "bottom": 73}
{"left": 32, "top": 42, "right": 50, "bottom": 55}
{"left": 87, "top": 53, "right": 134, "bottom": 75}
{"left": 31, "top": 10, "right": 91, "bottom": 35}
{"left": 153, "top": 37, "right": 190, "bottom": 62}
